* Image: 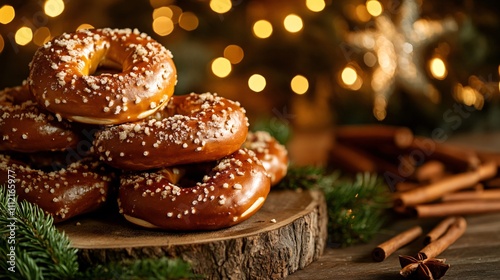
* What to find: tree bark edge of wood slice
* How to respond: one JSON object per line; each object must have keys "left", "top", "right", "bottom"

{"left": 58, "top": 189, "right": 329, "bottom": 279}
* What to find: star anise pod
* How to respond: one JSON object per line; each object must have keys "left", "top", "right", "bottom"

{"left": 399, "top": 253, "right": 450, "bottom": 280}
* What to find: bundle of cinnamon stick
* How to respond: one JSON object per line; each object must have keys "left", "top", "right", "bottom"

{"left": 329, "top": 125, "right": 500, "bottom": 218}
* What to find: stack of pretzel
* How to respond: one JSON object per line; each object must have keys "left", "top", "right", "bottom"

{"left": 0, "top": 28, "right": 288, "bottom": 231}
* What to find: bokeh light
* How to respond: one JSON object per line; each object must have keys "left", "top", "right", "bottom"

{"left": 150, "top": 0, "right": 175, "bottom": 9}
{"left": 291, "top": 75, "right": 309, "bottom": 95}
{"left": 248, "top": 74, "right": 266, "bottom": 92}
{"left": 179, "top": 11, "right": 199, "bottom": 31}
{"left": 253, "top": 20, "right": 273, "bottom": 39}
{"left": 152, "top": 16, "right": 174, "bottom": 36}
{"left": 306, "top": 0, "right": 326, "bottom": 12}
{"left": 341, "top": 66, "right": 358, "bottom": 86}
{"left": 284, "top": 14, "right": 303, "bottom": 33}
{"left": 76, "top": 23, "right": 95, "bottom": 30}
{"left": 211, "top": 57, "right": 232, "bottom": 78}
{"left": 44, "top": 0, "right": 65, "bottom": 18}
{"left": 0, "top": 5, "right": 15, "bottom": 24}
{"left": 153, "top": 6, "right": 173, "bottom": 19}
{"left": 33, "top": 27, "right": 51, "bottom": 46}
{"left": 224, "top": 45, "right": 244, "bottom": 64}
{"left": 15, "top": 27, "right": 33, "bottom": 46}
{"left": 429, "top": 57, "right": 448, "bottom": 80}
{"left": 366, "top": 0, "right": 383, "bottom": 17}
{"left": 210, "top": 0, "right": 232, "bottom": 14}
{"left": 340, "top": 65, "right": 363, "bottom": 91}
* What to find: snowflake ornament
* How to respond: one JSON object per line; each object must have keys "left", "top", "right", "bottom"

{"left": 346, "top": 0, "right": 458, "bottom": 120}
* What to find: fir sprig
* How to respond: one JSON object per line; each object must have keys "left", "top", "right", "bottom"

{"left": 276, "top": 167, "right": 391, "bottom": 247}
{"left": 79, "top": 257, "right": 201, "bottom": 280}
{"left": 0, "top": 187, "right": 197, "bottom": 279}
{"left": 0, "top": 186, "right": 78, "bottom": 279}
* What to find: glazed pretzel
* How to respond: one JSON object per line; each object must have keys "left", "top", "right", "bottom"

{"left": 28, "top": 28, "right": 177, "bottom": 125}
{"left": 118, "top": 148, "right": 270, "bottom": 230}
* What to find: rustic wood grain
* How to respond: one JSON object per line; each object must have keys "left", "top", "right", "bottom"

{"left": 57, "top": 189, "right": 328, "bottom": 279}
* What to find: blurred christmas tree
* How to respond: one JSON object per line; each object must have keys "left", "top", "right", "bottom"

{"left": 0, "top": 0, "right": 499, "bottom": 136}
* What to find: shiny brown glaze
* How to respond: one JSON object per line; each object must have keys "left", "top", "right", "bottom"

{"left": 94, "top": 92, "right": 249, "bottom": 170}
{"left": 244, "top": 131, "right": 288, "bottom": 186}
{"left": 28, "top": 28, "right": 177, "bottom": 125}
{"left": 0, "top": 84, "right": 81, "bottom": 152}
{"left": 0, "top": 154, "right": 114, "bottom": 222}
{"left": 118, "top": 148, "right": 271, "bottom": 230}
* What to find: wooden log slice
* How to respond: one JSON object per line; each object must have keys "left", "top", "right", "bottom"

{"left": 57, "top": 189, "right": 328, "bottom": 279}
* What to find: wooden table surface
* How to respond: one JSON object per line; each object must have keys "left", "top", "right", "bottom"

{"left": 288, "top": 212, "right": 500, "bottom": 279}
{"left": 289, "top": 132, "right": 500, "bottom": 280}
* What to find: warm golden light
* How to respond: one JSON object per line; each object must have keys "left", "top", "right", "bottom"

{"left": 0, "top": 35, "right": 4, "bottom": 53}
{"left": 363, "top": 52, "right": 377, "bottom": 67}
{"left": 306, "top": 0, "right": 326, "bottom": 12}
{"left": 153, "top": 6, "right": 173, "bottom": 19}
{"left": 253, "top": 20, "right": 273, "bottom": 39}
{"left": 210, "top": 0, "right": 232, "bottom": 14}
{"left": 340, "top": 66, "right": 363, "bottom": 91}
{"left": 44, "top": 0, "right": 65, "bottom": 18}
{"left": 15, "top": 27, "right": 33, "bottom": 46}
{"left": 179, "top": 12, "right": 199, "bottom": 31}
{"left": 0, "top": 5, "right": 15, "bottom": 24}
{"left": 366, "top": 0, "right": 383, "bottom": 17}
{"left": 341, "top": 66, "right": 358, "bottom": 86}
{"left": 33, "top": 27, "right": 51, "bottom": 46}
{"left": 248, "top": 74, "right": 266, "bottom": 92}
{"left": 211, "top": 57, "right": 232, "bottom": 78}
{"left": 152, "top": 16, "right": 174, "bottom": 36}
{"left": 150, "top": 0, "right": 174, "bottom": 8}
{"left": 283, "top": 14, "right": 303, "bottom": 33}
{"left": 454, "top": 83, "right": 483, "bottom": 109}
{"left": 224, "top": 45, "right": 244, "bottom": 64}
{"left": 429, "top": 57, "right": 447, "bottom": 80}
{"left": 169, "top": 5, "right": 183, "bottom": 23}
{"left": 355, "top": 4, "right": 371, "bottom": 22}
{"left": 76, "top": 23, "right": 94, "bottom": 30}
{"left": 291, "top": 75, "right": 309, "bottom": 95}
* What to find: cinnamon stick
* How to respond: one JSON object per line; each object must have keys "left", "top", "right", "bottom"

{"left": 419, "top": 217, "right": 467, "bottom": 259}
{"left": 413, "top": 160, "right": 445, "bottom": 183}
{"left": 336, "top": 125, "right": 414, "bottom": 149}
{"left": 395, "top": 181, "right": 421, "bottom": 192}
{"left": 394, "top": 161, "right": 497, "bottom": 207}
{"left": 442, "top": 188, "right": 500, "bottom": 202}
{"left": 423, "top": 216, "right": 458, "bottom": 245}
{"left": 408, "top": 137, "right": 481, "bottom": 172}
{"left": 329, "top": 143, "right": 377, "bottom": 173}
{"left": 477, "top": 150, "right": 500, "bottom": 167}
{"left": 372, "top": 226, "right": 423, "bottom": 262}
{"left": 484, "top": 177, "right": 500, "bottom": 188}
{"left": 409, "top": 200, "right": 500, "bottom": 218}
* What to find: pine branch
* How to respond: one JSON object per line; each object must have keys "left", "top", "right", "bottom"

{"left": 0, "top": 186, "right": 199, "bottom": 279}
{"left": 0, "top": 186, "right": 79, "bottom": 279}
{"left": 276, "top": 167, "right": 391, "bottom": 247}
{"left": 79, "top": 257, "right": 201, "bottom": 280}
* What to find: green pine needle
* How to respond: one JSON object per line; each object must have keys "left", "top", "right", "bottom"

{"left": 0, "top": 186, "right": 197, "bottom": 279}
{"left": 79, "top": 257, "right": 201, "bottom": 280}
{"left": 0, "top": 186, "right": 79, "bottom": 279}
{"left": 276, "top": 167, "right": 391, "bottom": 247}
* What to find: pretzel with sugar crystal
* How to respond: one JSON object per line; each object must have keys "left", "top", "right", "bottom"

{"left": 0, "top": 154, "right": 114, "bottom": 222}
{"left": 244, "top": 131, "right": 288, "bottom": 186}
{"left": 118, "top": 148, "right": 271, "bottom": 230}
{"left": 93, "top": 92, "right": 249, "bottom": 170}
{"left": 0, "top": 84, "right": 81, "bottom": 152}
{"left": 28, "top": 28, "right": 177, "bottom": 125}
